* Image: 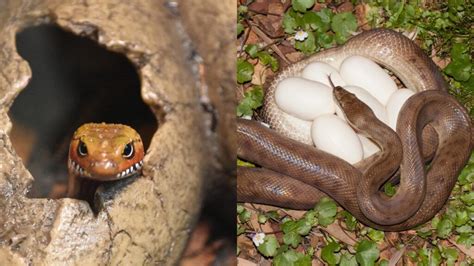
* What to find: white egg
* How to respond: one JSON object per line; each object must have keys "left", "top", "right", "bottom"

{"left": 358, "top": 134, "right": 380, "bottom": 158}
{"left": 301, "top": 62, "right": 346, "bottom": 87}
{"left": 386, "top": 88, "right": 416, "bottom": 130}
{"left": 311, "top": 114, "right": 363, "bottom": 164}
{"left": 275, "top": 77, "right": 335, "bottom": 121}
{"left": 335, "top": 85, "right": 388, "bottom": 124}
{"left": 339, "top": 56, "right": 398, "bottom": 105}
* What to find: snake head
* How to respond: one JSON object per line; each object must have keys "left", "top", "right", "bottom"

{"left": 68, "top": 123, "right": 145, "bottom": 181}
{"left": 333, "top": 86, "right": 377, "bottom": 128}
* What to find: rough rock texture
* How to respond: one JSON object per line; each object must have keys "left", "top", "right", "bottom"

{"left": 0, "top": 0, "right": 234, "bottom": 264}
{"left": 179, "top": 0, "right": 236, "bottom": 172}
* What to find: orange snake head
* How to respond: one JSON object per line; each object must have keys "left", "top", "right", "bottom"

{"left": 68, "top": 123, "right": 145, "bottom": 181}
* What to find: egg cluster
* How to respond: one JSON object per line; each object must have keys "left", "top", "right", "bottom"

{"left": 275, "top": 56, "right": 415, "bottom": 164}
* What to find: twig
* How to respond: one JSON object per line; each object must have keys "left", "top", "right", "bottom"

{"left": 249, "top": 23, "right": 291, "bottom": 64}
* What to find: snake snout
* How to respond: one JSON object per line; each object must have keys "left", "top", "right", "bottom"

{"left": 89, "top": 160, "right": 119, "bottom": 177}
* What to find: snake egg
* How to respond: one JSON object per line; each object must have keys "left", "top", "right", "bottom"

{"left": 339, "top": 55, "right": 398, "bottom": 105}
{"left": 275, "top": 77, "right": 335, "bottom": 120}
{"left": 358, "top": 134, "right": 380, "bottom": 157}
{"left": 386, "top": 88, "right": 416, "bottom": 130}
{"left": 311, "top": 114, "right": 363, "bottom": 164}
{"left": 301, "top": 62, "right": 346, "bottom": 87}
{"left": 335, "top": 85, "right": 388, "bottom": 124}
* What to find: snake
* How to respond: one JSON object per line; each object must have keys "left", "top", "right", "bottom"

{"left": 237, "top": 28, "right": 472, "bottom": 231}
{"left": 67, "top": 123, "right": 145, "bottom": 201}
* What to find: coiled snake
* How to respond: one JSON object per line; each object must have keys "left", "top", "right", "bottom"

{"left": 237, "top": 29, "right": 472, "bottom": 231}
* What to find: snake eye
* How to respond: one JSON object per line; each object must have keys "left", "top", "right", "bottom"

{"left": 77, "top": 140, "right": 88, "bottom": 157}
{"left": 122, "top": 142, "right": 134, "bottom": 159}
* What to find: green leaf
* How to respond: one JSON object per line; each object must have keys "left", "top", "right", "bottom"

{"left": 236, "top": 86, "right": 264, "bottom": 117}
{"left": 451, "top": 43, "right": 468, "bottom": 59}
{"left": 416, "top": 227, "right": 432, "bottom": 238}
{"left": 334, "top": 31, "right": 348, "bottom": 44}
{"left": 340, "top": 251, "right": 358, "bottom": 266}
{"left": 383, "top": 182, "right": 397, "bottom": 197}
{"left": 257, "top": 235, "right": 279, "bottom": 257}
{"left": 257, "top": 51, "right": 279, "bottom": 72}
{"left": 445, "top": 43, "right": 472, "bottom": 82}
{"left": 237, "top": 224, "right": 246, "bottom": 235}
{"left": 258, "top": 214, "right": 268, "bottom": 224}
{"left": 431, "top": 216, "right": 440, "bottom": 228}
{"left": 321, "top": 241, "right": 341, "bottom": 265}
{"left": 430, "top": 248, "right": 442, "bottom": 266}
{"left": 442, "top": 247, "right": 458, "bottom": 266}
{"left": 458, "top": 164, "right": 474, "bottom": 185}
{"left": 316, "top": 32, "right": 334, "bottom": 49}
{"left": 460, "top": 192, "right": 474, "bottom": 205}
{"left": 292, "top": 0, "right": 315, "bottom": 13}
{"left": 418, "top": 248, "right": 430, "bottom": 265}
{"left": 367, "top": 228, "right": 385, "bottom": 243}
{"left": 245, "top": 44, "right": 259, "bottom": 58}
{"left": 302, "top": 11, "right": 329, "bottom": 32}
{"left": 331, "top": 12, "right": 357, "bottom": 39}
{"left": 436, "top": 217, "right": 454, "bottom": 239}
{"left": 457, "top": 233, "right": 474, "bottom": 248}
{"left": 283, "top": 10, "right": 299, "bottom": 34}
{"left": 455, "top": 225, "right": 472, "bottom": 234}
{"left": 295, "top": 219, "right": 313, "bottom": 235}
{"left": 315, "top": 8, "right": 333, "bottom": 27}
{"left": 237, "top": 204, "right": 244, "bottom": 214}
{"left": 238, "top": 5, "right": 248, "bottom": 15}
{"left": 355, "top": 240, "right": 380, "bottom": 266}
{"left": 239, "top": 208, "right": 251, "bottom": 223}
{"left": 273, "top": 249, "right": 312, "bottom": 266}
{"left": 315, "top": 197, "right": 338, "bottom": 226}
{"left": 266, "top": 210, "right": 280, "bottom": 220}
{"left": 452, "top": 209, "right": 469, "bottom": 226}
{"left": 283, "top": 231, "right": 302, "bottom": 248}
{"left": 294, "top": 31, "right": 317, "bottom": 54}
{"left": 445, "top": 60, "right": 472, "bottom": 82}
{"left": 340, "top": 211, "right": 357, "bottom": 231}
{"left": 237, "top": 22, "right": 244, "bottom": 37}
{"left": 237, "top": 58, "right": 254, "bottom": 84}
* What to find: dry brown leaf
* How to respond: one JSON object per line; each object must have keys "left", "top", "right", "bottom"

{"left": 355, "top": 3, "right": 372, "bottom": 30}
{"left": 321, "top": 223, "right": 357, "bottom": 246}
{"left": 337, "top": 2, "right": 354, "bottom": 13}
{"left": 448, "top": 239, "right": 474, "bottom": 259}
{"left": 388, "top": 246, "right": 406, "bottom": 266}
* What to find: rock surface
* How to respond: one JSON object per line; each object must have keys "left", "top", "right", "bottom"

{"left": 0, "top": 0, "right": 234, "bottom": 264}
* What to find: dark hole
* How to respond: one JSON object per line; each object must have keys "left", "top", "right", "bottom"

{"left": 9, "top": 24, "right": 157, "bottom": 199}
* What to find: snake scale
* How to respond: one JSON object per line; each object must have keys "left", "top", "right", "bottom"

{"left": 237, "top": 29, "right": 472, "bottom": 231}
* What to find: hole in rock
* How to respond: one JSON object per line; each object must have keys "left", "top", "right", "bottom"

{"left": 9, "top": 24, "right": 157, "bottom": 201}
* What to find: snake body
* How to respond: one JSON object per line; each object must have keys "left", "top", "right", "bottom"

{"left": 67, "top": 123, "right": 145, "bottom": 201}
{"left": 237, "top": 29, "right": 472, "bottom": 231}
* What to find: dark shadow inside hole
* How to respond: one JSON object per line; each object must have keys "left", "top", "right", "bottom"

{"left": 9, "top": 24, "right": 157, "bottom": 199}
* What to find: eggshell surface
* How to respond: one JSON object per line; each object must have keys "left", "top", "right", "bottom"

{"left": 311, "top": 114, "right": 363, "bottom": 164}
{"left": 358, "top": 135, "right": 380, "bottom": 158}
{"left": 339, "top": 56, "right": 398, "bottom": 105}
{"left": 386, "top": 88, "right": 416, "bottom": 130}
{"left": 275, "top": 77, "right": 335, "bottom": 120}
{"left": 301, "top": 62, "right": 346, "bottom": 87}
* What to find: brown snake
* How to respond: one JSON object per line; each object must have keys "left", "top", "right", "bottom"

{"left": 237, "top": 29, "right": 472, "bottom": 231}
